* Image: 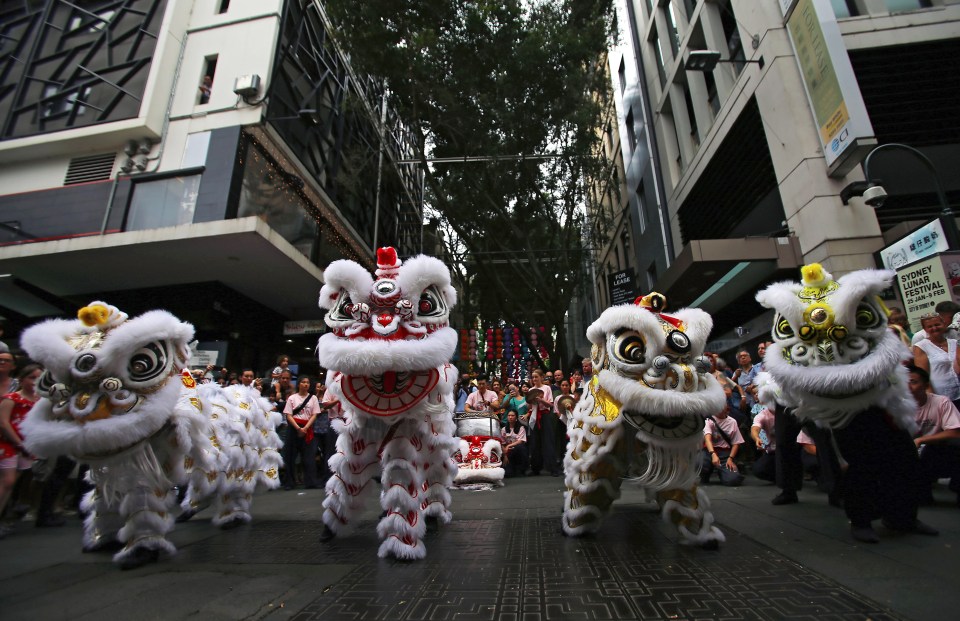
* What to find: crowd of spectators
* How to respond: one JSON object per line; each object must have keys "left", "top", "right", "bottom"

{"left": 455, "top": 358, "right": 593, "bottom": 478}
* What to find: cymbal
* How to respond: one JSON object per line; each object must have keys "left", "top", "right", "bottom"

{"left": 556, "top": 395, "right": 575, "bottom": 413}
{"left": 525, "top": 388, "right": 544, "bottom": 404}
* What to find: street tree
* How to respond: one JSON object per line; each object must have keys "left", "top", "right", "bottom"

{"left": 324, "top": 0, "right": 616, "bottom": 369}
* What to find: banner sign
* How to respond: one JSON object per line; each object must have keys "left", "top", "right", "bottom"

{"left": 880, "top": 219, "right": 949, "bottom": 270}
{"left": 783, "top": 0, "right": 875, "bottom": 176}
{"left": 283, "top": 319, "right": 326, "bottom": 336}
{"left": 608, "top": 268, "right": 636, "bottom": 307}
{"left": 898, "top": 256, "right": 950, "bottom": 333}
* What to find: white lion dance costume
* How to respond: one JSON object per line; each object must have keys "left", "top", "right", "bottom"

{"left": 317, "top": 247, "right": 459, "bottom": 560}
{"left": 561, "top": 293, "right": 726, "bottom": 547}
{"left": 757, "top": 264, "right": 935, "bottom": 541}
{"left": 20, "top": 302, "right": 282, "bottom": 569}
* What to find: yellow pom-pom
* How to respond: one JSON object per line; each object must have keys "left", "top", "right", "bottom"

{"left": 77, "top": 304, "right": 110, "bottom": 327}
{"left": 801, "top": 263, "right": 825, "bottom": 286}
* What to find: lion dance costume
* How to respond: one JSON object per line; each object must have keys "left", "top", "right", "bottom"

{"left": 20, "top": 302, "right": 282, "bottom": 569}
{"left": 317, "top": 247, "right": 459, "bottom": 560}
{"left": 561, "top": 293, "right": 726, "bottom": 547}
{"left": 757, "top": 264, "right": 935, "bottom": 541}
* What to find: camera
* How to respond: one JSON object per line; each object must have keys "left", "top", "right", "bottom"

{"left": 862, "top": 185, "right": 888, "bottom": 208}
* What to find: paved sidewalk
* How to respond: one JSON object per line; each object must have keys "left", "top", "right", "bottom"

{"left": 0, "top": 474, "right": 957, "bottom": 620}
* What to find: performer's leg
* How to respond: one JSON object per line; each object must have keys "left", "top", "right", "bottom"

{"left": 321, "top": 417, "right": 381, "bottom": 536}
{"left": 834, "top": 413, "right": 882, "bottom": 539}
{"left": 561, "top": 413, "right": 626, "bottom": 536}
{"left": 377, "top": 420, "right": 427, "bottom": 560}
{"left": 80, "top": 487, "right": 124, "bottom": 552}
{"left": 421, "top": 418, "right": 456, "bottom": 525}
{"left": 113, "top": 484, "right": 177, "bottom": 569}
{"left": 774, "top": 406, "right": 803, "bottom": 501}
{"left": 654, "top": 437, "right": 726, "bottom": 547}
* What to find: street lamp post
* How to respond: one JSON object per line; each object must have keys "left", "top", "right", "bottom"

{"left": 840, "top": 142, "right": 959, "bottom": 250}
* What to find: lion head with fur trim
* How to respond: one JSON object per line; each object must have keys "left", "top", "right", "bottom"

{"left": 20, "top": 302, "right": 193, "bottom": 458}
{"left": 586, "top": 293, "right": 725, "bottom": 436}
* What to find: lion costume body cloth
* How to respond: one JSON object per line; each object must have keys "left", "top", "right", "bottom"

{"left": 317, "top": 247, "right": 459, "bottom": 560}
{"left": 561, "top": 293, "right": 726, "bottom": 546}
{"left": 20, "top": 302, "right": 282, "bottom": 568}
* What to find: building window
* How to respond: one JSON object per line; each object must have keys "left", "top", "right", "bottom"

{"left": 718, "top": 3, "right": 745, "bottom": 75}
{"left": 217, "top": 0, "right": 231, "bottom": 14}
{"left": 67, "top": 9, "right": 115, "bottom": 33}
{"left": 683, "top": 0, "right": 698, "bottom": 19}
{"left": 883, "top": 0, "right": 932, "bottom": 12}
{"left": 181, "top": 131, "right": 211, "bottom": 168}
{"left": 618, "top": 58, "right": 626, "bottom": 94}
{"left": 652, "top": 30, "right": 668, "bottom": 87}
{"left": 636, "top": 182, "right": 647, "bottom": 234}
{"left": 683, "top": 86, "right": 699, "bottom": 147}
{"left": 646, "top": 263, "right": 658, "bottom": 292}
{"left": 199, "top": 55, "right": 217, "bottom": 105}
{"left": 830, "top": 0, "right": 859, "bottom": 16}
{"left": 625, "top": 108, "right": 636, "bottom": 150}
{"left": 126, "top": 174, "right": 201, "bottom": 231}
{"left": 703, "top": 68, "right": 720, "bottom": 115}
{"left": 238, "top": 141, "right": 318, "bottom": 260}
{"left": 665, "top": 1, "right": 681, "bottom": 56}
{"left": 41, "top": 85, "right": 91, "bottom": 119}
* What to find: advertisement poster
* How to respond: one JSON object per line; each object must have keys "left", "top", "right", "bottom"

{"left": 896, "top": 252, "right": 960, "bottom": 333}
{"left": 608, "top": 268, "right": 636, "bottom": 307}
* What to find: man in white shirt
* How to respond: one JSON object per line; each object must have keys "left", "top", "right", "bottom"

{"left": 464, "top": 375, "right": 498, "bottom": 414}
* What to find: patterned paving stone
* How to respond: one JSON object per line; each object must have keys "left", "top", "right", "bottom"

{"left": 177, "top": 506, "right": 904, "bottom": 620}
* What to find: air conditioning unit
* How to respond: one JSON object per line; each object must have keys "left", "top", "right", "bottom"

{"left": 233, "top": 74, "right": 261, "bottom": 97}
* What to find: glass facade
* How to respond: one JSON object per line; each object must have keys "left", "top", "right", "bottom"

{"left": 126, "top": 175, "right": 201, "bottom": 231}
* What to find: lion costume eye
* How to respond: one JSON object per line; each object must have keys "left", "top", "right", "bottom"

{"left": 612, "top": 330, "right": 646, "bottom": 364}
{"left": 37, "top": 370, "right": 57, "bottom": 394}
{"left": 75, "top": 352, "right": 97, "bottom": 373}
{"left": 416, "top": 285, "right": 447, "bottom": 318}
{"left": 127, "top": 342, "right": 169, "bottom": 383}
{"left": 855, "top": 303, "right": 882, "bottom": 330}
{"left": 327, "top": 289, "right": 354, "bottom": 322}
{"left": 774, "top": 314, "right": 794, "bottom": 339}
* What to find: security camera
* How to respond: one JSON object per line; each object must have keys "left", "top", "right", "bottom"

{"left": 862, "top": 185, "right": 888, "bottom": 208}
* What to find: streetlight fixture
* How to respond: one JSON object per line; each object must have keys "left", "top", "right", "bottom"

{"left": 684, "top": 50, "right": 764, "bottom": 72}
{"left": 840, "top": 142, "right": 958, "bottom": 249}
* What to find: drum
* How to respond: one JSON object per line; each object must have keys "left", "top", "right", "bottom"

{"left": 455, "top": 414, "right": 501, "bottom": 438}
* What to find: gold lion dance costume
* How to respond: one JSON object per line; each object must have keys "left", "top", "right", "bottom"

{"left": 561, "top": 293, "right": 726, "bottom": 547}
{"left": 316, "top": 247, "right": 459, "bottom": 560}
{"left": 20, "top": 302, "right": 282, "bottom": 569}
{"left": 757, "top": 264, "right": 937, "bottom": 542}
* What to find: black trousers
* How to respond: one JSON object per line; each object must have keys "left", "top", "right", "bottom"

{"left": 775, "top": 406, "right": 842, "bottom": 496}
{"left": 38, "top": 456, "right": 76, "bottom": 519}
{"left": 918, "top": 443, "right": 960, "bottom": 495}
{"left": 316, "top": 430, "right": 336, "bottom": 483}
{"left": 283, "top": 429, "right": 319, "bottom": 488}
{"left": 833, "top": 407, "right": 922, "bottom": 528}
{"left": 503, "top": 443, "right": 529, "bottom": 477}
{"left": 752, "top": 450, "right": 777, "bottom": 482}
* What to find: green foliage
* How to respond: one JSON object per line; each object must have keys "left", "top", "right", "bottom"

{"left": 325, "top": 0, "right": 616, "bottom": 366}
